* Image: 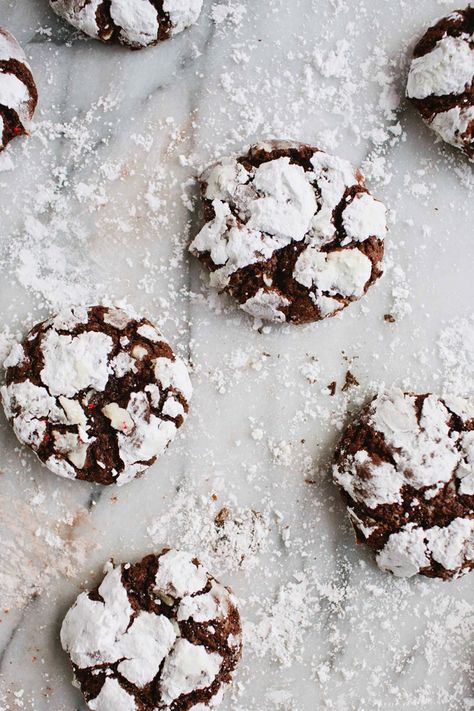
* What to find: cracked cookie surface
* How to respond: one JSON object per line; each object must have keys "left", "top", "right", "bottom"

{"left": 406, "top": 7, "right": 474, "bottom": 159}
{"left": 50, "top": 0, "right": 203, "bottom": 49}
{"left": 333, "top": 389, "right": 474, "bottom": 579}
{"left": 190, "top": 140, "right": 386, "bottom": 325}
{"left": 1, "top": 305, "right": 192, "bottom": 485}
{"left": 61, "top": 549, "right": 242, "bottom": 711}
{"left": 0, "top": 28, "right": 38, "bottom": 152}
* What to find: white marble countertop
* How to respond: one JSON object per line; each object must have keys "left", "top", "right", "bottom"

{"left": 0, "top": 0, "right": 473, "bottom": 709}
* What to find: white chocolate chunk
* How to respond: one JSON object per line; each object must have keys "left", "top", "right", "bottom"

{"left": 137, "top": 324, "right": 162, "bottom": 342}
{"left": 102, "top": 403, "right": 135, "bottom": 433}
{"left": 59, "top": 396, "right": 87, "bottom": 428}
{"left": 132, "top": 345, "right": 148, "bottom": 359}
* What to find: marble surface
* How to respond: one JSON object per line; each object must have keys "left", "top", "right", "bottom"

{"left": 0, "top": 0, "right": 473, "bottom": 709}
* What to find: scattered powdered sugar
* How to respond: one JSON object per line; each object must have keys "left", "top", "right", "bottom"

{"left": 245, "top": 572, "right": 318, "bottom": 667}
{"left": 147, "top": 488, "right": 272, "bottom": 574}
{"left": 438, "top": 314, "right": 474, "bottom": 398}
{"left": 0, "top": 0, "right": 473, "bottom": 709}
{"left": 0, "top": 490, "right": 94, "bottom": 610}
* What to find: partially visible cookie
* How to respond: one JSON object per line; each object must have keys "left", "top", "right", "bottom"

{"left": 189, "top": 140, "right": 387, "bottom": 325}
{"left": 406, "top": 8, "right": 474, "bottom": 159}
{"left": 333, "top": 389, "right": 474, "bottom": 580}
{"left": 0, "top": 28, "right": 38, "bottom": 152}
{"left": 61, "top": 549, "right": 243, "bottom": 711}
{"left": 1, "top": 305, "right": 192, "bottom": 485}
{"left": 50, "top": 0, "right": 203, "bottom": 49}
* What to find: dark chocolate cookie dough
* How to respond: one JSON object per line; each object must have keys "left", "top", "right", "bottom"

{"left": 61, "top": 549, "right": 243, "bottom": 711}
{"left": 1, "top": 306, "right": 192, "bottom": 485}
{"left": 333, "top": 389, "right": 474, "bottom": 580}
{"left": 0, "top": 28, "right": 38, "bottom": 151}
{"left": 406, "top": 7, "right": 474, "bottom": 159}
{"left": 189, "top": 140, "right": 387, "bottom": 325}
{"left": 50, "top": 0, "right": 203, "bottom": 49}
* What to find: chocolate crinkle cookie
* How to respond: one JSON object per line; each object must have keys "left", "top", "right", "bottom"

{"left": 61, "top": 549, "right": 243, "bottom": 711}
{"left": 406, "top": 7, "right": 474, "bottom": 159}
{"left": 1, "top": 305, "right": 192, "bottom": 485}
{"left": 189, "top": 140, "right": 387, "bottom": 325}
{"left": 333, "top": 389, "right": 474, "bottom": 580}
{"left": 0, "top": 28, "right": 38, "bottom": 152}
{"left": 50, "top": 0, "right": 203, "bottom": 49}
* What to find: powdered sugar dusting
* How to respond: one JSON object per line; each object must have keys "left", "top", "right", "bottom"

{"left": 60, "top": 551, "right": 241, "bottom": 709}
{"left": 50, "top": 0, "right": 203, "bottom": 48}
{"left": 0, "top": 0, "right": 473, "bottom": 709}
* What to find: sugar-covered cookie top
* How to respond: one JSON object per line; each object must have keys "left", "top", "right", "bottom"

{"left": 190, "top": 141, "right": 387, "bottom": 324}
{"left": 61, "top": 550, "right": 242, "bottom": 710}
{"left": 50, "top": 0, "right": 203, "bottom": 49}
{"left": 334, "top": 389, "right": 474, "bottom": 580}
{"left": 1, "top": 305, "right": 192, "bottom": 485}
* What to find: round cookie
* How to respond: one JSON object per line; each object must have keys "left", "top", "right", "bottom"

{"left": 333, "top": 389, "right": 474, "bottom": 580}
{"left": 50, "top": 0, "right": 203, "bottom": 50}
{"left": 61, "top": 549, "right": 243, "bottom": 711}
{"left": 0, "top": 28, "right": 38, "bottom": 152}
{"left": 406, "top": 8, "right": 474, "bottom": 159}
{"left": 1, "top": 305, "right": 192, "bottom": 485}
{"left": 189, "top": 140, "right": 387, "bottom": 325}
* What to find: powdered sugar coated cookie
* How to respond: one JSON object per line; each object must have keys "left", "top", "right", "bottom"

{"left": 406, "top": 8, "right": 474, "bottom": 159}
{"left": 333, "top": 389, "right": 474, "bottom": 579}
{"left": 190, "top": 140, "right": 387, "bottom": 325}
{"left": 1, "top": 305, "right": 192, "bottom": 485}
{"left": 50, "top": 0, "right": 203, "bottom": 49}
{"left": 0, "top": 28, "right": 38, "bottom": 151}
{"left": 61, "top": 550, "right": 242, "bottom": 710}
